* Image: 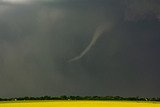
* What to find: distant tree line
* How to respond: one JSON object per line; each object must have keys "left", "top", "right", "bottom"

{"left": 0, "top": 96, "right": 160, "bottom": 101}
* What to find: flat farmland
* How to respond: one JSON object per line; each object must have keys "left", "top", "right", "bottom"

{"left": 0, "top": 101, "right": 160, "bottom": 107}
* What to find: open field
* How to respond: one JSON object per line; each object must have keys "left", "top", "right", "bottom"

{"left": 0, "top": 101, "right": 160, "bottom": 107}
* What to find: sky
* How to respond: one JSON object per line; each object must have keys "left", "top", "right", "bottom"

{"left": 0, "top": 0, "right": 160, "bottom": 98}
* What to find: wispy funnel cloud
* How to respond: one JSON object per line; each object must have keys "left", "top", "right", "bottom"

{"left": 68, "top": 23, "right": 113, "bottom": 62}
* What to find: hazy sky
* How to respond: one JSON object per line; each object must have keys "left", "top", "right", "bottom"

{"left": 0, "top": 0, "right": 160, "bottom": 98}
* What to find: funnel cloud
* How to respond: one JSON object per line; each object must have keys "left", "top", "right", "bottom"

{"left": 68, "top": 23, "right": 113, "bottom": 62}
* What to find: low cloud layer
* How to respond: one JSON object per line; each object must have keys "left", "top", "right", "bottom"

{"left": 0, "top": 0, "right": 160, "bottom": 98}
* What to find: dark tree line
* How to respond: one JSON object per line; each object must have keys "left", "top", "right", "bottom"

{"left": 0, "top": 96, "right": 160, "bottom": 101}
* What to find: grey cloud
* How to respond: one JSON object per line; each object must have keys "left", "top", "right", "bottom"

{"left": 0, "top": 0, "right": 159, "bottom": 98}
{"left": 125, "top": 0, "right": 160, "bottom": 21}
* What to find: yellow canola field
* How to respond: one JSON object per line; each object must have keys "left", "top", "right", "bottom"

{"left": 0, "top": 101, "right": 160, "bottom": 107}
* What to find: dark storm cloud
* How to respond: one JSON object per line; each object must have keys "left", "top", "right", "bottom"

{"left": 0, "top": 0, "right": 159, "bottom": 98}
{"left": 125, "top": 0, "right": 160, "bottom": 21}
